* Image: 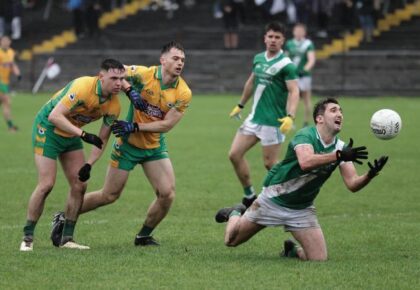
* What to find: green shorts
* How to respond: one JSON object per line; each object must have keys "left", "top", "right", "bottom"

{"left": 0, "top": 83, "right": 10, "bottom": 94}
{"left": 110, "top": 138, "right": 169, "bottom": 171}
{"left": 32, "top": 120, "right": 83, "bottom": 160}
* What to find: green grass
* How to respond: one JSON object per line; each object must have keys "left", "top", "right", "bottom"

{"left": 0, "top": 93, "right": 419, "bottom": 290}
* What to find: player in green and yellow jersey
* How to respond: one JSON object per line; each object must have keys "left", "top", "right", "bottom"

{"left": 52, "top": 41, "right": 192, "bottom": 247}
{"left": 20, "top": 59, "right": 125, "bottom": 251}
{"left": 228, "top": 22, "right": 300, "bottom": 208}
{"left": 0, "top": 36, "right": 21, "bottom": 131}
{"left": 284, "top": 23, "right": 316, "bottom": 127}
{"left": 216, "top": 98, "right": 388, "bottom": 261}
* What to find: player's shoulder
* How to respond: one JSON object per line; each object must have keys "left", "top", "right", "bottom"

{"left": 125, "top": 64, "right": 151, "bottom": 76}
{"left": 176, "top": 77, "right": 192, "bottom": 98}
{"left": 253, "top": 51, "right": 266, "bottom": 62}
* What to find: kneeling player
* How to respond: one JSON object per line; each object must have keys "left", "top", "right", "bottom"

{"left": 215, "top": 98, "right": 388, "bottom": 261}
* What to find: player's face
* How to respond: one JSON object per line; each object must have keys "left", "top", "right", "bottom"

{"left": 293, "top": 26, "right": 306, "bottom": 40}
{"left": 318, "top": 103, "right": 343, "bottom": 133}
{"left": 161, "top": 48, "right": 185, "bottom": 77}
{"left": 100, "top": 68, "right": 126, "bottom": 96}
{"left": 0, "top": 37, "right": 11, "bottom": 49}
{"left": 264, "top": 30, "right": 284, "bottom": 54}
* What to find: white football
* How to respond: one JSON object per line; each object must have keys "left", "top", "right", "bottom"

{"left": 370, "top": 109, "right": 402, "bottom": 140}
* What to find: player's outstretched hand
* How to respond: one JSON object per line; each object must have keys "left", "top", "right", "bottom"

{"left": 78, "top": 163, "right": 92, "bottom": 182}
{"left": 111, "top": 120, "right": 139, "bottom": 137}
{"left": 81, "top": 131, "right": 103, "bottom": 149}
{"left": 278, "top": 115, "right": 294, "bottom": 134}
{"left": 368, "top": 156, "right": 389, "bottom": 178}
{"left": 229, "top": 105, "right": 243, "bottom": 120}
{"left": 336, "top": 138, "right": 368, "bottom": 164}
{"left": 126, "top": 87, "right": 147, "bottom": 111}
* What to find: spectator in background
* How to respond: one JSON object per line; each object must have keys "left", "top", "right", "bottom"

{"left": 11, "top": 0, "right": 23, "bottom": 40}
{"left": 294, "top": 0, "right": 311, "bottom": 25}
{"left": 86, "top": 0, "right": 102, "bottom": 38}
{"left": 312, "top": 0, "right": 335, "bottom": 38}
{"left": 355, "top": 0, "right": 375, "bottom": 42}
{"left": 67, "top": 0, "right": 85, "bottom": 38}
{"left": 222, "top": 0, "right": 239, "bottom": 49}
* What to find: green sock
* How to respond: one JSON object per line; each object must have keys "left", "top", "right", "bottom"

{"left": 138, "top": 225, "right": 154, "bottom": 237}
{"left": 23, "top": 220, "right": 37, "bottom": 237}
{"left": 243, "top": 186, "right": 255, "bottom": 198}
{"left": 229, "top": 210, "right": 241, "bottom": 218}
{"left": 6, "top": 120, "right": 14, "bottom": 128}
{"left": 289, "top": 246, "right": 299, "bottom": 258}
{"left": 62, "top": 219, "right": 76, "bottom": 238}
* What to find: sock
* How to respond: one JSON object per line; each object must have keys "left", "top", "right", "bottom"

{"left": 7, "top": 120, "right": 14, "bottom": 128}
{"left": 138, "top": 224, "right": 154, "bottom": 237}
{"left": 23, "top": 220, "right": 37, "bottom": 237}
{"left": 289, "top": 245, "right": 299, "bottom": 258}
{"left": 62, "top": 219, "right": 76, "bottom": 239}
{"left": 229, "top": 210, "right": 241, "bottom": 218}
{"left": 243, "top": 186, "right": 255, "bottom": 199}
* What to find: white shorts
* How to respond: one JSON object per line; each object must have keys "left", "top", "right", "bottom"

{"left": 243, "top": 194, "right": 320, "bottom": 231}
{"left": 298, "top": 76, "right": 312, "bottom": 92}
{"left": 238, "top": 119, "right": 285, "bottom": 146}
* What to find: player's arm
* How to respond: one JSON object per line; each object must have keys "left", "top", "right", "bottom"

{"left": 48, "top": 102, "right": 103, "bottom": 149}
{"left": 77, "top": 123, "right": 111, "bottom": 182}
{"left": 303, "top": 50, "right": 316, "bottom": 73}
{"left": 229, "top": 73, "right": 254, "bottom": 119}
{"left": 295, "top": 144, "right": 338, "bottom": 171}
{"left": 48, "top": 103, "right": 84, "bottom": 137}
{"left": 86, "top": 123, "right": 112, "bottom": 165}
{"left": 111, "top": 108, "right": 184, "bottom": 137}
{"left": 339, "top": 156, "right": 389, "bottom": 192}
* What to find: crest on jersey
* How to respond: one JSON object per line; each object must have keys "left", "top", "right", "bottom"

{"left": 68, "top": 93, "right": 76, "bottom": 102}
{"left": 38, "top": 127, "right": 45, "bottom": 135}
{"left": 130, "top": 65, "right": 136, "bottom": 71}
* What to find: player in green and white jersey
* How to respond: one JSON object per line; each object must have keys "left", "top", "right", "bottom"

{"left": 216, "top": 98, "right": 388, "bottom": 261}
{"left": 228, "top": 22, "right": 300, "bottom": 208}
{"left": 284, "top": 23, "right": 316, "bottom": 127}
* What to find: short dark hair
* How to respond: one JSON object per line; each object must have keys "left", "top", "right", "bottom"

{"left": 264, "top": 22, "right": 286, "bottom": 36}
{"left": 161, "top": 41, "right": 185, "bottom": 55}
{"left": 101, "top": 59, "right": 125, "bottom": 71}
{"left": 313, "top": 98, "right": 340, "bottom": 123}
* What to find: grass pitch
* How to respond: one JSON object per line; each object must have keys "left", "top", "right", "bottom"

{"left": 0, "top": 93, "right": 419, "bottom": 290}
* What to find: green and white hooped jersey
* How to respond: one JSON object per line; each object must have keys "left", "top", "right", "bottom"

{"left": 246, "top": 51, "right": 297, "bottom": 127}
{"left": 262, "top": 126, "right": 346, "bottom": 209}
{"left": 284, "top": 38, "right": 315, "bottom": 77}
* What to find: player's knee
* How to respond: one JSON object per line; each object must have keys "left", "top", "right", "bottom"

{"left": 306, "top": 250, "right": 328, "bottom": 261}
{"left": 157, "top": 188, "right": 175, "bottom": 205}
{"left": 228, "top": 150, "right": 241, "bottom": 164}
{"left": 103, "top": 190, "right": 121, "bottom": 204}
{"left": 38, "top": 182, "right": 54, "bottom": 196}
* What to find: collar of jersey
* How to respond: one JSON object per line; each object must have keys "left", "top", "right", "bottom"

{"left": 315, "top": 127, "right": 337, "bottom": 148}
{"left": 155, "top": 66, "right": 179, "bottom": 90}
{"left": 95, "top": 79, "right": 109, "bottom": 104}
{"left": 264, "top": 50, "right": 283, "bottom": 62}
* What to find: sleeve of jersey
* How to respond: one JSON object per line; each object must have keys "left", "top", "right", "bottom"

{"left": 103, "top": 98, "right": 121, "bottom": 127}
{"left": 125, "top": 65, "right": 148, "bottom": 84}
{"left": 308, "top": 42, "right": 315, "bottom": 52}
{"left": 291, "top": 133, "right": 313, "bottom": 151}
{"left": 174, "top": 89, "right": 192, "bottom": 113}
{"left": 283, "top": 63, "right": 298, "bottom": 81}
{"left": 58, "top": 81, "right": 86, "bottom": 111}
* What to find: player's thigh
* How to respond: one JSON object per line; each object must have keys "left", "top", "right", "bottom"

{"left": 229, "top": 132, "right": 259, "bottom": 157}
{"left": 261, "top": 143, "right": 281, "bottom": 165}
{"left": 0, "top": 92, "right": 9, "bottom": 104}
{"left": 142, "top": 158, "right": 175, "bottom": 195}
{"left": 230, "top": 217, "right": 265, "bottom": 245}
{"left": 291, "top": 227, "right": 327, "bottom": 261}
{"left": 34, "top": 154, "right": 57, "bottom": 185}
{"left": 59, "top": 149, "right": 86, "bottom": 184}
{"left": 102, "top": 165, "right": 130, "bottom": 196}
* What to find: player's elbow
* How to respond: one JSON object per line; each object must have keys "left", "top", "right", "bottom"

{"left": 298, "top": 160, "right": 312, "bottom": 172}
{"left": 48, "top": 112, "right": 59, "bottom": 125}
